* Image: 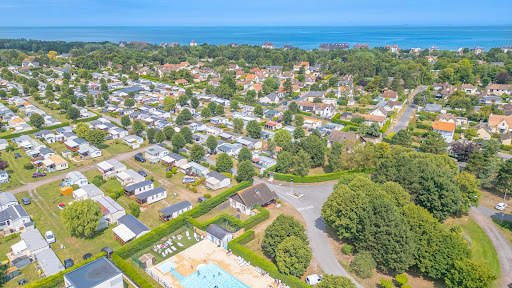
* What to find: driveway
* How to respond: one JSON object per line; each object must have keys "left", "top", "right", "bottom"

{"left": 473, "top": 205, "right": 512, "bottom": 223}
{"left": 471, "top": 207, "right": 512, "bottom": 287}
{"left": 255, "top": 179, "right": 363, "bottom": 288}
{"left": 391, "top": 86, "right": 426, "bottom": 134}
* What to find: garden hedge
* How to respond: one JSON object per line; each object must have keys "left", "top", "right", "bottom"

{"left": 228, "top": 230, "right": 310, "bottom": 288}
{"left": 273, "top": 168, "right": 373, "bottom": 183}
{"left": 112, "top": 254, "right": 154, "bottom": 288}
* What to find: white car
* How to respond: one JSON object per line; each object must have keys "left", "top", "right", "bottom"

{"left": 45, "top": 230, "right": 56, "bottom": 244}
{"left": 306, "top": 274, "right": 322, "bottom": 286}
{"left": 495, "top": 203, "right": 508, "bottom": 211}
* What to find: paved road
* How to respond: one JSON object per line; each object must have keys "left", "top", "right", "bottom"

{"left": 6, "top": 147, "right": 145, "bottom": 194}
{"left": 100, "top": 113, "right": 123, "bottom": 126}
{"left": 391, "top": 86, "right": 427, "bottom": 134}
{"left": 473, "top": 206, "right": 512, "bottom": 223}
{"left": 471, "top": 207, "right": 512, "bottom": 287}
{"left": 255, "top": 179, "right": 364, "bottom": 288}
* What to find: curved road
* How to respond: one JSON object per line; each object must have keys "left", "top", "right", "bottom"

{"left": 255, "top": 179, "right": 364, "bottom": 288}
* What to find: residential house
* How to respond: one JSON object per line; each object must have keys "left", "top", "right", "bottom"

{"left": 97, "top": 159, "right": 127, "bottom": 178}
{"left": 135, "top": 187, "right": 167, "bottom": 206}
{"left": 96, "top": 196, "right": 126, "bottom": 224}
{"left": 205, "top": 224, "right": 233, "bottom": 247}
{"left": 474, "top": 122, "right": 493, "bottom": 140}
{"left": 145, "top": 145, "right": 169, "bottom": 164}
{"left": 217, "top": 143, "right": 241, "bottom": 156}
{"left": 109, "top": 127, "right": 128, "bottom": 140}
{"left": 424, "top": 104, "right": 443, "bottom": 113}
{"left": 205, "top": 171, "right": 231, "bottom": 190}
{"left": 303, "top": 91, "right": 325, "bottom": 102}
{"left": 0, "top": 139, "right": 8, "bottom": 150}
{"left": 501, "top": 133, "right": 512, "bottom": 145}
{"left": 63, "top": 171, "right": 88, "bottom": 187}
{"left": 116, "top": 169, "right": 145, "bottom": 186}
{"left": 20, "top": 229, "right": 49, "bottom": 257}
{"left": 260, "top": 92, "right": 279, "bottom": 104}
{"left": 73, "top": 184, "right": 104, "bottom": 201}
{"left": 432, "top": 121, "right": 456, "bottom": 143}
{"left": 0, "top": 205, "right": 30, "bottom": 233}
{"left": 0, "top": 192, "right": 18, "bottom": 211}
{"left": 486, "top": 84, "right": 512, "bottom": 95}
{"left": 0, "top": 170, "right": 9, "bottom": 184}
{"left": 122, "top": 135, "right": 144, "bottom": 149}
{"left": 124, "top": 180, "right": 154, "bottom": 197}
{"left": 180, "top": 162, "right": 209, "bottom": 177}
{"left": 63, "top": 257, "right": 124, "bottom": 288}
{"left": 229, "top": 183, "right": 278, "bottom": 216}
{"left": 488, "top": 114, "right": 512, "bottom": 134}
{"left": 237, "top": 136, "right": 262, "bottom": 150}
{"left": 264, "top": 121, "right": 282, "bottom": 131}
{"left": 382, "top": 91, "right": 399, "bottom": 101}
{"left": 327, "top": 130, "right": 365, "bottom": 147}
{"left": 49, "top": 155, "right": 68, "bottom": 171}
{"left": 78, "top": 145, "right": 102, "bottom": 159}
{"left": 206, "top": 126, "right": 222, "bottom": 137}
{"left": 35, "top": 249, "right": 65, "bottom": 277}
{"left": 159, "top": 201, "right": 192, "bottom": 222}
{"left": 113, "top": 215, "right": 150, "bottom": 245}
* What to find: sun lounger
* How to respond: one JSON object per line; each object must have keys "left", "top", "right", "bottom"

{"left": 177, "top": 242, "right": 184, "bottom": 247}
{"left": 166, "top": 248, "right": 172, "bottom": 254}
{"left": 171, "top": 246, "right": 177, "bottom": 251}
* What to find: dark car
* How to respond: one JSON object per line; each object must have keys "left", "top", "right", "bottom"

{"left": 21, "top": 198, "right": 31, "bottom": 205}
{"left": 101, "top": 247, "right": 113, "bottom": 258}
{"left": 64, "top": 258, "right": 74, "bottom": 269}
{"left": 198, "top": 196, "right": 207, "bottom": 203}
{"left": 32, "top": 172, "right": 46, "bottom": 178}
{"left": 82, "top": 253, "right": 92, "bottom": 260}
{"left": 138, "top": 170, "right": 147, "bottom": 177}
{"left": 14, "top": 153, "right": 21, "bottom": 159}
{"left": 134, "top": 153, "right": 146, "bottom": 163}
{"left": 17, "top": 279, "right": 28, "bottom": 286}
{"left": 166, "top": 167, "right": 174, "bottom": 172}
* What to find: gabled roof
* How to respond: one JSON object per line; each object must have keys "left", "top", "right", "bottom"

{"left": 327, "top": 130, "right": 364, "bottom": 144}
{"left": 230, "top": 183, "right": 278, "bottom": 208}
{"left": 124, "top": 180, "right": 153, "bottom": 192}
{"left": 206, "top": 224, "right": 232, "bottom": 240}
{"left": 136, "top": 187, "right": 166, "bottom": 200}
{"left": 117, "top": 215, "right": 150, "bottom": 235}
{"left": 431, "top": 121, "right": 456, "bottom": 132}
{"left": 159, "top": 200, "right": 192, "bottom": 216}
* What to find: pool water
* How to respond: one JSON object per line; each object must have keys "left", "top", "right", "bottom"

{"left": 157, "top": 261, "right": 177, "bottom": 273}
{"left": 180, "top": 263, "right": 249, "bottom": 288}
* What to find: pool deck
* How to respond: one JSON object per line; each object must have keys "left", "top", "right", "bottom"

{"left": 148, "top": 240, "right": 277, "bottom": 288}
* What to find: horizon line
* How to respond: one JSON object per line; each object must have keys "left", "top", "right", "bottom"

{"left": 2, "top": 24, "right": 512, "bottom": 28}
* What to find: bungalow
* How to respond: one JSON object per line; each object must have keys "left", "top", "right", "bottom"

{"left": 382, "top": 91, "right": 399, "bottom": 101}
{"left": 64, "top": 138, "right": 89, "bottom": 152}
{"left": 64, "top": 257, "right": 124, "bottom": 288}
{"left": 474, "top": 122, "right": 492, "bottom": 140}
{"left": 34, "top": 248, "right": 65, "bottom": 277}
{"left": 0, "top": 192, "right": 18, "bottom": 211}
{"left": 0, "top": 170, "right": 9, "bottom": 184}
{"left": 73, "top": 184, "right": 104, "bottom": 201}
{"left": 304, "top": 91, "right": 325, "bottom": 102}
{"left": 488, "top": 114, "right": 512, "bottom": 134}
{"left": 359, "top": 114, "right": 386, "bottom": 128}
{"left": 370, "top": 106, "right": 388, "bottom": 118}
{"left": 20, "top": 229, "right": 49, "bottom": 257}
{"left": 264, "top": 121, "right": 282, "bottom": 131}
{"left": 49, "top": 155, "right": 68, "bottom": 171}
{"left": 432, "top": 121, "right": 456, "bottom": 143}
{"left": 96, "top": 196, "right": 126, "bottom": 224}
{"left": 229, "top": 183, "right": 278, "bottom": 216}
{"left": 97, "top": 159, "right": 127, "bottom": 178}
{"left": 78, "top": 145, "right": 102, "bottom": 159}
{"left": 113, "top": 215, "right": 150, "bottom": 245}
{"left": 63, "top": 171, "right": 88, "bottom": 187}
{"left": 159, "top": 200, "right": 192, "bottom": 222}
{"left": 0, "top": 205, "right": 30, "bottom": 233}
{"left": 217, "top": 143, "right": 241, "bottom": 156}
{"left": 237, "top": 136, "right": 262, "bottom": 150}
{"left": 303, "top": 119, "right": 323, "bottom": 130}
{"left": 116, "top": 169, "right": 145, "bottom": 186}
{"left": 109, "top": 127, "right": 128, "bottom": 140}
{"left": 327, "top": 130, "right": 366, "bottom": 147}
{"left": 486, "top": 84, "right": 512, "bottom": 95}
{"left": 205, "top": 224, "right": 233, "bottom": 247}
{"left": 205, "top": 171, "right": 231, "bottom": 190}
{"left": 161, "top": 153, "right": 188, "bottom": 168}
{"left": 206, "top": 126, "right": 222, "bottom": 137}
{"left": 260, "top": 92, "right": 279, "bottom": 104}
{"left": 423, "top": 104, "right": 443, "bottom": 113}
{"left": 0, "top": 139, "right": 8, "bottom": 150}
{"left": 264, "top": 109, "right": 283, "bottom": 119}
{"left": 190, "top": 122, "right": 207, "bottom": 132}
{"left": 145, "top": 145, "right": 169, "bottom": 164}
{"left": 135, "top": 187, "right": 167, "bottom": 206}
{"left": 180, "top": 162, "right": 209, "bottom": 177}
{"left": 123, "top": 135, "right": 144, "bottom": 149}
{"left": 124, "top": 180, "right": 154, "bottom": 198}
{"left": 34, "top": 130, "right": 56, "bottom": 143}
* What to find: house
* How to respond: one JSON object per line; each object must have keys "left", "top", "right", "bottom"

{"left": 0, "top": 192, "right": 18, "bottom": 211}
{"left": 96, "top": 196, "right": 126, "bottom": 224}
{"left": 0, "top": 170, "right": 9, "bottom": 184}
{"left": 135, "top": 187, "right": 167, "bottom": 206}
{"left": 264, "top": 109, "right": 283, "bottom": 119}
{"left": 303, "top": 91, "right": 325, "bottom": 102}
{"left": 432, "top": 121, "right": 456, "bottom": 143}
{"left": 97, "top": 159, "right": 127, "bottom": 178}
{"left": 327, "top": 130, "right": 365, "bottom": 147}
{"left": 116, "top": 169, "right": 145, "bottom": 186}
{"left": 205, "top": 171, "right": 231, "bottom": 190}
{"left": 78, "top": 145, "right": 102, "bottom": 159}
{"left": 237, "top": 136, "right": 262, "bottom": 150}
{"left": 145, "top": 145, "right": 169, "bottom": 164}
{"left": 64, "top": 256, "right": 124, "bottom": 288}
{"left": 64, "top": 171, "right": 88, "bottom": 187}
{"left": 122, "top": 135, "right": 144, "bottom": 149}
{"left": 501, "top": 133, "right": 512, "bottom": 145}
{"left": 217, "top": 143, "right": 241, "bottom": 156}
{"left": 161, "top": 153, "right": 188, "bottom": 168}
{"left": 109, "top": 127, "right": 128, "bottom": 140}
{"left": 382, "top": 91, "right": 399, "bottom": 101}
{"left": 159, "top": 201, "right": 192, "bottom": 222}
{"left": 474, "top": 122, "right": 493, "bottom": 140}
{"left": 486, "top": 84, "right": 512, "bottom": 95}
{"left": 424, "top": 104, "right": 443, "bottom": 113}
{"left": 205, "top": 224, "right": 233, "bottom": 247}
{"left": 113, "top": 215, "right": 150, "bottom": 245}
{"left": 73, "top": 184, "right": 104, "bottom": 201}
{"left": 20, "top": 229, "right": 49, "bottom": 257}
{"left": 0, "top": 205, "right": 30, "bottom": 233}
{"left": 49, "top": 155, "right": 68, "bottom": 171}
{"left": 180, "top": 162, "right": 210, "bottom": 177}
{"left": 35, "top": 249, "right": 65, "bottom": 277}
{"left": 488, "top": 114, "right": 512, "bottom": 134}
{"left": 229, "top": 183, "right": 278, "bottom": 216}
{"left": 260, "top": 92, "right": 279, "bottom": 104}
{"left": 206, "top": 126, "right": 222, "bottom": 137}
{"left": 124, "top": 180, "right": 154, "bottom": 197}
{"left": 264, "top": 121, "right": 282, "bottom": 131}
{"left": 0, "top": 139, "right": 8, "bottom": 150}
{"left": 370, "top": 106, "right": 388, "bottom": 118}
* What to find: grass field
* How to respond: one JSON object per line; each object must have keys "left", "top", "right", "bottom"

{"left": 492, "top": 219, "right": 512, "bottom": 243}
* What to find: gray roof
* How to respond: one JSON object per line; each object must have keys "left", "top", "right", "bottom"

{"left": 0, "top": 192, "right": 18, "bottom": 207}
{"left": 35, "top": 249, "right": 64, "bottom": 276}
{"left": 159, "top": 200, "right": 192, "bottom": 216}
{"left": 145, "top": 145, "right": 168, "bottom": 155}
{"left": 168, "top": 152, "right": 186, "bottom": 161}
{"left": 207, "top": 171, "right": 229, "bottom": 181}
{"left": 64, "top": 257, "right": 122, "bottom": 288}
{"left": 206, "top": 224, "right": 232, "bottom": 240}
{"left": 21, "top": 229, "right": 48, "bottom": 253}
{"left": 136, "top": 187, "right": 166, "bottom": 200}
{"left": 304, "top": 91, "right": 324, "bottom": 97}
{"left": 117, "top": 215, "right": 150, "bottom": 236}
{"left": 124, "top": 180, "right": 153, "bottom": 192}
{"left": 425, "top": 104, "right": 442, "bottom": 112}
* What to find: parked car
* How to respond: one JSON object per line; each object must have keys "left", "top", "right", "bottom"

{"left": 45, "top": 231, "right": 55, "bottom": 244}
{"left": 82, "top": 253, "right": 92, "bottom": 260}
{"left": 17, "top": 279, "right": 28, "bottom": 286}
{"left": 137, "top": 170, "right": 147, "bottom": 177}
{"left": 182, "top": 177, "right": 196, "bottom": 184}
{"left": 64, "top": 258, "right": 74, "bottom": 269}
{"left": 495, "top": 203, "right": 508, "bottom": 211}
{"left": 134, "top": 153, "right": 146, "bottom": 163}
{"left": 32, "top": 172, "right": 47, "bottom": 178}
{"left": 306, "top": 274, "right": 322, "bottom": 286}
{"left": 101, "top": 247, "right": 113, "bottom": 258}
{"left": 198, "top": 196, "right": 207, "bottom": 203}
{"left": 21, "top": 198, "right": 31, "bottom": 205}
{"left": 166, "top": 167, "right": 174, "bottom": 172}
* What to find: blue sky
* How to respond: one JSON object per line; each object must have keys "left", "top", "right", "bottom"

{"left": 1, "top": 0, "right": 511, "bottom": 26}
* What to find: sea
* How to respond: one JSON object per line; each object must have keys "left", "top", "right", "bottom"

{"left": 0, "top": 26, "right": 511, "bottom": 50}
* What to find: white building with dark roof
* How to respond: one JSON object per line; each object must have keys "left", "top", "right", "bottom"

{"left": 64, "top": 256, "right": 124, "bottom": 288}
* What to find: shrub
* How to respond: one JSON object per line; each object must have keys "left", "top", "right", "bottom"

{"left": 109, "top": 192, "right": 117, "bottom": 199}
{"left": 395, "top": 274, "right": 408, "bottom": 285}
{"left": 172, "top": 167, "right": 177, "bottom": 174}
{"left": 204, "top": 193, "right": 212, "bottom": 198}
{"left": 129, "top": 203, "right": 140, "bottom": 218}
{"left": 380, "top": 278, "right": 393, "bottom": 288}
{"left": 24, "top": 163, "right": 34, "bottom": 170}
{"left": 190, "top": 187, "right": 198, "bottom": 193}
{"left": 71, "top": 184, "right": 79, "bottom": 190}
{"left": 200, "top": 161, "right": 209, "bottom": 167}
{"left": 166, "top": 170, "right": 172, "bottom": 178}
{"left": 350, "top": 251, "right": 376, "bottom": 279}
{"left": 92, "top": 178, "right": 102, "bottom": 187}
{"left": 341, "top": 244, "right": 354, "bottom": 255}
{"left": 148, "top": 176, "right": 154, "bottom": 182}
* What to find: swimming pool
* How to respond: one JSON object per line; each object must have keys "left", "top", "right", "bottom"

{"left": 180, "top": 263, "right": 249, "bottom": 288}
{"left": 157, "top": 260, "right": 177, "bottom": 273}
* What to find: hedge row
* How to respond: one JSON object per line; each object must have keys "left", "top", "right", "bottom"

{"left": 273, "top": 168, "right": 373, "bottom": 183}
{"left": 112, "top": 254, "right": 154, "bottom": 288}
{"left": 228, "top": 230, "right": 310, "bottom": 288}
{"left": 187, "top": 206, "right": 269, "bottom": 232}
{"left": 330, "top": 113, "right": 360, "bottom": 127}
{"left": 28, "top": 252, "right": 106, "bottom": 288}
{"left": 380, "top": 119, "right": 391, "bottom": 133}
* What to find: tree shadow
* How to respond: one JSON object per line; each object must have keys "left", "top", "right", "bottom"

{"left": 314, "top": 216, "right": 326, "bottom": 233}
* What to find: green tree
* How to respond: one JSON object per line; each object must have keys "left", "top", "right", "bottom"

{"left": 86, "top": 93, "right": 95, "bottom": 106}
{"left": 163, "top": 126, "right": 174, "bottom": 140}
{"left": 288, "top": 101, "right": 300, "bottom": 114}
{"left": 275, "top": 236, "right": 312, "bottom": 277}
{"left": 206, "top": 135, "right": 218, "bottom": 153}
{"left": 293, "top": 149, "right": 311, "bottom": 176}
{"left": 238, "top": 147, "right": 252, "bottom": 162}
{"left": 236, "top": 160, "right": 255, "bottom": 182}
{"left": 121, "top": 115, "right": 131, "bottom": 128}
{"left": 180, "top": 108, "right": 192, "bottom": 121}
{"left": 164, "top": 97, "right": 176, "bottom": 111}
{"left": 496, "top": 158, "right": 512, "bottom": 192}
{"left": 419, "top": 131, "right": 448, "bottom": 154}
{"left": 191, "top": 97, "right": 200, "bottom": 109}
{"left": 190, "top": 144, "right": 205, "bottom": 162}
{"left": 445, "top": 259, "right": 496, "bottom": 288}
{"left": 216, "top": 153, "right": 233, "bottom": 172}
{"left": 230, "top": 100, "right": 239, "bottom": 111}
{"left": 180, "top": 126, "right": 193, "bottom": 143}
{"left": 67, "top": 107, "right": 80, "bottom": 120}
{"left": 262, "top": 215, "right": 309, "bottom": 258}
{"left": 10, "top": 88, "right": 19, "bottom": 96}
{"left": 254, "top": 104, "right": 263, "bottom": 116}
{"left": 208, "top": 102, "right": 217, "bottom": 114}
{"left": 29, "top": 113, "right": 44, "bottom": 128}
{"left": 300, "top": 134, "right": 325, "bottom": 167}
{"left": 327, "top": 142, "right": 344, "bottom": 172}
{"left": 276, "top": 151, "right": 293, "bottom": 173}
{"left": 132, "top": 120, "right": 145, "bottom": 136}
{"left": 390, "top": 130, "right": 412, "bottom": 147}
{"left": 366, "top": 122, "right": 381, "bottom": 137}
{"left": 201, "top": 107, "right": 211, "bottom": 118}
{"left": 124, "top": 98, "right": 135, "bottom": 107}
{"left": 283, "top": 110, "right": 293, "bottom": 125}
{"left": 294, "top": 114, "right": 304, "bottom": 127}
{"left": 74, "top": 123, "right": 89, "bottom": 138}
{"left": 76, "top": 97, "right": 86, "bottom": 107}
{"left": 155, "top": 130, "right": 166, "bottom": 143}
{"left": 60, "top": 99, "right": 72, "bottom": 110}
{"left": 146, "top": 128, "right": 156, "bottom": 143}
{"left": 317, "top": 275, "right": 356, "bottom": 288}
{"left": 457, "top": 171, "right": 481, "bottom": 213}
{"left": 60, "top": 199, "right": 102, "bottom": 238}
{"left": 95, "top": 97, "right": 105, "bottom": 107}
{"left": 215, "top": 105, "right": 225, "bottom": 116}
{"left": 86, "top": 130, "right": 105, "bottom": 146}
{"left": 171, "top": 133, "right": 186, "bottom": 152}
{"left": 233, "top": 118, "right": 244, "bottom": 134}
{"left": 246, "top": 120, "right": 261, "bottom": 138}
{"left": 274, "top": 129, "right": 293, "bottom": 150}
{"left": 293, "top": 127, "right": 305, "bottom": 139}
{"left": 350, "top": 251, "right": 377, "bottom": 279}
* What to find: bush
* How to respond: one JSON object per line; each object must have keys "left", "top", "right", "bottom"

{"left": 109, "top": 192, "right": 117, "bottom": 199}
{"left": 273, "top": 168, "right": 373, "bottom": 183}
{"left": 200, "top": 161, "right": 209, "bottom": 167}
{"left": 380, "top": 278, "right": 393, "bottom": 288}
{"left": 190, "top": 187, "right": 198, "bottom": 193}
{"left": 148, "top": 176, "right": 154, "bottom": 182}
{"left": 92, "top": 178, "right": 102, "bottom": 187}
{"left": 129, "top": 203, "right": 140, "bottom": 218}
{"left": 350, "top": 251, "right": 376, "bottom": 279}
{"left": 166, "top": 170, "right": 172, "bottom": 178}
{"left": 71, "top": 184, "right": 79, "bottom": 190}
{"left": 204, "top": 193, "right": 211, "bottom": 198}
{"left": 24, "top": 163, "right": 34, "bottom": 170}
{"left": 395, "top": 274, "right": 409, "bottom": 285}
{"left": 179, "top": 152, "right": 190, "bottom": 158}
{"left": 341, "top": 244, "right": 354, "bottom": 255}
{"left": 172, "top": 167, "right": 177, "bottom": 174}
